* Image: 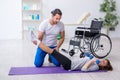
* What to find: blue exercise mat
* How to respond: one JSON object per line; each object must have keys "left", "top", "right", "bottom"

{"left": 8, "top": 66, "right": 106, "bottom": 75}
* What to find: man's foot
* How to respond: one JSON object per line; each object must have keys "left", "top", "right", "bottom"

{"left": 30, "top": 31, "right": 40, "bottom": 46}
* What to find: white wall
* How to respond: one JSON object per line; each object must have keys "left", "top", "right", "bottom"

{"left": 0, "top": 0, "right": 119, "bottom": 39}
{"left": 0, "top": 0, "right": 22, "bottom": 39}
{"left": 42, "top": 0, "right": 120, "bottom": 38}
{"left": 42, "top": 0, "right": 103, "bottom": 24}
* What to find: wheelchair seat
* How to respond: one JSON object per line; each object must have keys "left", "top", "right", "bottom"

{"left": 75, "top": 20, "right": 103, "bottom": 37}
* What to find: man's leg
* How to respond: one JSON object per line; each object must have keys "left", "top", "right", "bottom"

{"left": 48, "top": 46, "right": 56, "bottom": 63}
{"left": 35, "top": 43, "right": 71, "bottom": 70}
{"left": 34, "top": 47, "right": 47, "bottom": 67}
{"left": 31, "top": 31, "right": 71, "bottom": 70}
{"left": 48, "top": 56, "right": 52, "bottom": 63}
{"left": 35, "top": 42, "right": 71, "bottom": 70}
{"left": 49, "top": 46, "right": 61, "bottom": 67}
{"left": 49, "top": 55, "right": 61, "bottom": 66}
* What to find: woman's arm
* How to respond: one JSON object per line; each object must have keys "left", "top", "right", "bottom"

{"left": 82, "top": 58, "right": 97, "bottom": 70}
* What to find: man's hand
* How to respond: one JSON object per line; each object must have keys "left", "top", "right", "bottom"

{"left": 55, "top": 47, "right": 59, "bottom": 52}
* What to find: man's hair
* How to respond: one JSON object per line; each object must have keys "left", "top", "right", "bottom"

{"left": 51, "top": 8, "right": 62, "bottom": 16}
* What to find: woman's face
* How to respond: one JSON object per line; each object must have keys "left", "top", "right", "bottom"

{"left": 99, "top": 59, "right": 108, "bottom": 66}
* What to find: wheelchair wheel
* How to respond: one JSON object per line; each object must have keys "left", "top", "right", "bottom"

{"left": 90, "top": 33, "right": 112, "bottom": 58}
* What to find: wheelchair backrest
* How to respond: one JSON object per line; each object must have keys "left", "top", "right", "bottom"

{"left": 90, "top": 20, "right": 103, "bottom": 33}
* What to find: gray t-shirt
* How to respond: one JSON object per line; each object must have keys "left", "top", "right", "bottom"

{"left": 70, "top": 57, "right": 99, "bottom": 71}
{"left": 39, "top": 19, "right": 64, "bottom": 46}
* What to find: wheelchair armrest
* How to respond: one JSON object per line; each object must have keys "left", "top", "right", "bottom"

{"left": 77, "top": 27, "right": 100, "bottom": 30}
{"left": 87, "top": 27, "right": 99, "bottom": 30}
{"left": 77, "top": 27, "right": 89, "bottom": 29}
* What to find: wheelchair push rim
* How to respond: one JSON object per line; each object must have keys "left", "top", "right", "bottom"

{"left": 90, "top": 33, "right": 112, "bottom": 58}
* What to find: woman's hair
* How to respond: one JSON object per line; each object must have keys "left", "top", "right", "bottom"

{"left": 51, "top": 8, "right": 62, "bottom": 16}
{"left": 99, "top": 59, "right": 113, "bottom": 71}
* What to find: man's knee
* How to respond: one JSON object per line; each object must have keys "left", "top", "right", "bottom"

{"left": 34, "top": 61, "right": 43, "bottom": 67}
{"left": 34, "top": 47, "right": 46, "bottom": 67}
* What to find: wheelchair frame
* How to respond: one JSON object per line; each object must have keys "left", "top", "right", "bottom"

{"left": 67, "top": 19, "right": 112, "bottom": 58}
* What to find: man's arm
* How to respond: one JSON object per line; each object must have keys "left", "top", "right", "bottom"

{"left": 56, "top": 31, "right": 65, "bottom": 51}
{"left": 38, "top": 31, "right": 44, "bottom": 41}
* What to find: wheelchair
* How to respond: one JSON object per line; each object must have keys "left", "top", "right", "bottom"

{"left": 67, "top": 19, "right": 112, "bottom": 59}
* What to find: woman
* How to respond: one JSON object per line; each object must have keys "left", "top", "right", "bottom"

{"left": 31, "top": 32, "right": 113, "bottom": 71}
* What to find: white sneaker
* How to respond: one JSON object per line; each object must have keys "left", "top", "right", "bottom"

{"left": 30, "top": 31, "right": 41, "bottom": 46}
{"left": 31, "top": 30, "right": 36, "bottom": 41}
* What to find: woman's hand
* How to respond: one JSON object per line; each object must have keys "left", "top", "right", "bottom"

{"left": 92, "top": 57, "right": 98, "bottom": 62}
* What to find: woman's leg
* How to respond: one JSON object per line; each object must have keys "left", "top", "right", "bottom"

{"left": 39, "top": 42, "right": 71, "bottom": 70}
{"left": 39, "top": 42, "right": 53, "bottom": 53}
{"left": 51, "top": 50, "right": 71, "bottom": 70}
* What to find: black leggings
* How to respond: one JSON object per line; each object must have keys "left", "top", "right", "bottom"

{"left": 51, "top": 50, "right": 71, "bottom": 70}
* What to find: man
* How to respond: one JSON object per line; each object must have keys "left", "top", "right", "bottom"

{"left": 32, "top": 8, "right": 65, "bottom": 67}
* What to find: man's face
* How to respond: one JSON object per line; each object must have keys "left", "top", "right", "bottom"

{"left": 52, "top": 14, "right": 61, "bottom": 24}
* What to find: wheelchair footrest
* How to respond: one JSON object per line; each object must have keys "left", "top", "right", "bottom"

{"left": 70, "top": 40, "right": 80, "bottom": 46}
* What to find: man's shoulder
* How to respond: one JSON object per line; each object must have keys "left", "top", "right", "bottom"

{"left": 40, "top": 19, "right": 49, "bottom": 27}
{"left": 58, "top": 21, "right": 64, "bottom": 26}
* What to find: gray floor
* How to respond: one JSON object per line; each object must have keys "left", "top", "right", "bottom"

{"left": 0, "top": 34, "right": 120, "bottom": 80}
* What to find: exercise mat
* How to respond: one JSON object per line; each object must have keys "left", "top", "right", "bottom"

{"left": 8, "top": 66, "right": 106, "bottom": 75}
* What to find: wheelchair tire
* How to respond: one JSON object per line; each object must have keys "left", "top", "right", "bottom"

{"left": 90, "top": 33, "right": 112, "bottom": 58}
{"left": 69, "top": 49, "right": 75, "bottom": 56}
